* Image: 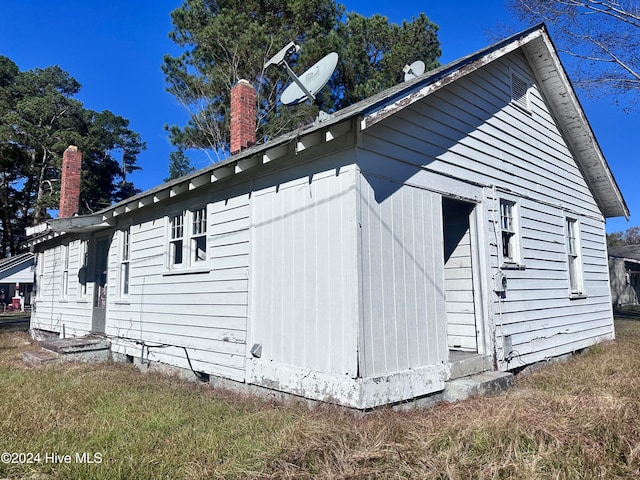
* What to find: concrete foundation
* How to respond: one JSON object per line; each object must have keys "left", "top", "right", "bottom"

{"left": 26, "top": 334, "right": 516, "bottom": 411}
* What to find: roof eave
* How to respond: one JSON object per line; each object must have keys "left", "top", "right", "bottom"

{"left": 521, "top": 30, "right": 629, "bottom": 219}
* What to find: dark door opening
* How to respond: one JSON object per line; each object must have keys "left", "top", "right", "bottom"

{"left": 91, "top": 236, "right": 110, "bottom": 333}
{"left": 442, "top": 197, "right": 478, "bottom": 353}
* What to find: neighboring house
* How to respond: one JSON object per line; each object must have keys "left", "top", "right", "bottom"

{"left": 25, "top": 25, "right": 628, "bottom": 409}
{"left": 0, "top": 252, "right": 35, "bottom": 310}
{"left": 608, "top": 245, "right": 640, "bottom": 308}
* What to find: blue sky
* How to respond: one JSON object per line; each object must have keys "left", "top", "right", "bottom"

{"left": 1, "top": 1, "right": 636, "bottom": 232}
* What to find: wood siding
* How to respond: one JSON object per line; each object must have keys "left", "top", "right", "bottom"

{"left": 31, "top": 240, "right": 94, "bottom": 336}
{"left": 107, "top": 193, "right": 251, "bottom": 382}
{"left": 443, "top": 199, "right": 477, "bottom": 351}
{"left": 358, "top": 48, "right": 613, "bottom": 371}
{"left": 30, "top": 41, "right": 618, "bottom": 407}
{"left": 250, "top": 167, "right": 359, "bottom": 377}
{"left": 609, "top": 257, "right": 640, "bottom": 307}
{"left": 358, "top": 174, "right": 447, "bottom": 380}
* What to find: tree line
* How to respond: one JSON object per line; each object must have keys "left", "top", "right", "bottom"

{"left": 162, "top": 0, "right": 442, "bottom": 166}
{"left": 4, "top": 1, "right": 638, "bottom": 258}
{"left": 607, "top": 227, "right": 640, "bottom": 248}
{"left": 0, "top": 56, "right": 145, "bottom": 257}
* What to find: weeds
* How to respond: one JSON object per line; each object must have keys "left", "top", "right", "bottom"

{"left": 1, "top": 312, "right": 640, "bottom": 478}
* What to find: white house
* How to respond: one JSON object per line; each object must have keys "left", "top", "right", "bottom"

{"left": 26, "top": 25, "right": 628, "bottom": 409}
{"left": 0, "top": 252, "right": 34, "bottom": 310}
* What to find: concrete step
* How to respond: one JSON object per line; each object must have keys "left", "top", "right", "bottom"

{"left": 39, "top": 336, "right": 111, "bottom": 354}
{"left": 449, "top": 352, "right": 493, "bottom": 379}
{"left": 34, "top": 336, "right": 112, "bottom": 364}
{"left": 23, "top": 349, "right": 60, "bottom": 367}
{"left": 443, "top": 371, "right": 514, "bottom": 403}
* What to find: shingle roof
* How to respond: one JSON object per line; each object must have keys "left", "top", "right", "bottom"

{"left": 28, "top": 24, "right": 628, "bottom": 244}
{"left": 0, "top": 253, "right": 34, "bottom": 277}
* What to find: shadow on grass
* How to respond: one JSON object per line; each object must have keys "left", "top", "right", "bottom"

{"left": 613, "top": 305, "right": 640, "bottom": 320}
{"left": 0, "top": 313, "right": 30, "bottom": 332}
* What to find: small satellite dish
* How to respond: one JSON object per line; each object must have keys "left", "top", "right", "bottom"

{"left": 403, "top": 60, "right": 426, "bottom": 82}
{"left": 280, "top": 52, "right": 338, "bottom": 105}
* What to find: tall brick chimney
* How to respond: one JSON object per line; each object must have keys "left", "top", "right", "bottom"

{"left": 230, "top": 79, "right": 257, "bottom": 155}
{"left": 59, "top": 145, "right": 82, "bottom": 218}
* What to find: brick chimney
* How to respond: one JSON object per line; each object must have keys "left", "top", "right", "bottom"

{"left": 230, "top": 79, "right": 257, "bottom": 155}
{"left": 59, "top": 145, "right": 82, "bottom": 218}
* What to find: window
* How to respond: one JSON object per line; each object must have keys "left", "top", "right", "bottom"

{"left": 511, "top": 71, "right": 530, "bottom": 111}
{"left": 37, "top": 253, "right": 44, "bottom": 300}
{"left": 566, "top": 218, "right": 584, "bottom": 295}
{"left": 191, "top": 207, "right": 207, "bottom": 264}
{"left": 61, "top": 244, "right": 70, "bottom": 298}
{"left": 120, "top": 228, "right": 130, "bottom": 297}
{"left": 168, "top": 207, "right": 208, "bottom": 270}
{"left": 500, "top": 199, "right": 520, "bottom": 265}
{"left": 169, "top": 212, "right": 185, "bottom": 268}
{"left": 78, "top": 239, "right": 88, "bottom": 298}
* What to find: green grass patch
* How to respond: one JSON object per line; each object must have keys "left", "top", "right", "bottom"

{"left": 1, "top": 312, "right": 640, "bottom": 478}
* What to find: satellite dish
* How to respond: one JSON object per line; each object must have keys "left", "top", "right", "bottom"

{"left": 403, "top": 60, "right": 426, "bottom": 82}
{"left": 280, "top": 52, "right": 338, "bottom": 105}
{"left": 264, "top": 42, "right": 338, "bottom": 107}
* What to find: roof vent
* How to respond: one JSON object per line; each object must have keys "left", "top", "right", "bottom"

{"left": 510, "top": 72, "right": 530, "bottom": 111}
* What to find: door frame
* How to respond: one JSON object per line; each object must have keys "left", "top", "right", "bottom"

{"left": 441, "top": 195, "right": 488, "bottom": 356}
{"left": 90, "top": 234, "right": 111, "bottom": 334}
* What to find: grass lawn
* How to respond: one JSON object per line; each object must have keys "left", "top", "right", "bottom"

{"left": 1, "top": 312, "right": 640, "bottom": 479}
{"left": 0, "top": 311, "right": 30, "bottom": 322}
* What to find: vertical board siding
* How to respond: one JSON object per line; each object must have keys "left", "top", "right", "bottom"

{"left": 251, "top": 169, "right": 358, "bottom": 377}
{"left": 359, "top": 48, "right": 613, "bottom": 372}
{"left": 359, "top": 174, "right": 447, "bottom": 377}
{"left": 107, "top": 193, "right": 251, "bottom": 382}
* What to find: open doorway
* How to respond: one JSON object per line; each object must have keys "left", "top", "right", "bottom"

{"left": 91, "top": 235, "right": 111, "bottom": 334}
{"left": 442, "top": 198, "right": 478, "bottom": 353}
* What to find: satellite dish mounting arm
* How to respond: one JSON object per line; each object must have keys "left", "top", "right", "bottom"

{"left": 265, "top": 41, "right": 339, "bottom": 119}
{"left": 280, "top": 61, "right": 316, "bottom": 103}
{"left": 264, "top": 41, "right": 317, "bottom": 105}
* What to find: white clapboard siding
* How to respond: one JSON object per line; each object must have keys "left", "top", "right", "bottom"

{"left": 487, "top": 199, "right": 613, "bottom": 366}
{"left": 31, "top": 241, "right": 94, "bottom": 336}
{"left": 362, "top": 55, "right": 601, "bottom": 219}
{"left": 358, "top": 48, "right": 613, "bottom": 370}
{"left": 359, "top": 174, "right": 448, "bottom": 378}
{"left": 443, "top": 203, "right": 477, "bottom": 352}
{"left": 251, "top": 168, "right": 358, "bottom": 377}
{"left": 106, "top": 192, "right": 251, "bottom": 382}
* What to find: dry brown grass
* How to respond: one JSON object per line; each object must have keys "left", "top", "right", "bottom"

{"left": 1, "top": 314, "right": 640, "bottom": 479}
{"left": 265, "top": 316, "right": 640, "bottom": 479}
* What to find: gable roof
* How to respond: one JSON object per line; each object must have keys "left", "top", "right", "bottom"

{"left": 27, "top": 24, "right": 628, "bottom": 244}
{"left": 609, "top": 245, "right": 640, "bottom": 261}
{"left": 0, "top": 253, "right": 34, "bottom": 280}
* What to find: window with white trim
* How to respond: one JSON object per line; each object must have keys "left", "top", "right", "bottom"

{"left": 499, "top": 199, "right": 521, "bottom": 266}
{"left": 78, "top": 239, "right": 88, "bottom": 298}
{"left": 169, "top": 211, "right": 185, "bottom": 268}
{"left": 37, "top": 253, "right": 44, "bottom": 299}
{"left": 120, "top": 228, "right": 130, "bottom": 297}
{"left": 168, "top": 207, "right": 208, "bottom": 270}
{"left": 61, "top": 244, "right": 69, "bottom": 298}
{"left": 566, "top": 218, "right": 584, "bottom": 295}
{"left": 190, "top": 207, "right": 207, "bottom": 264}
